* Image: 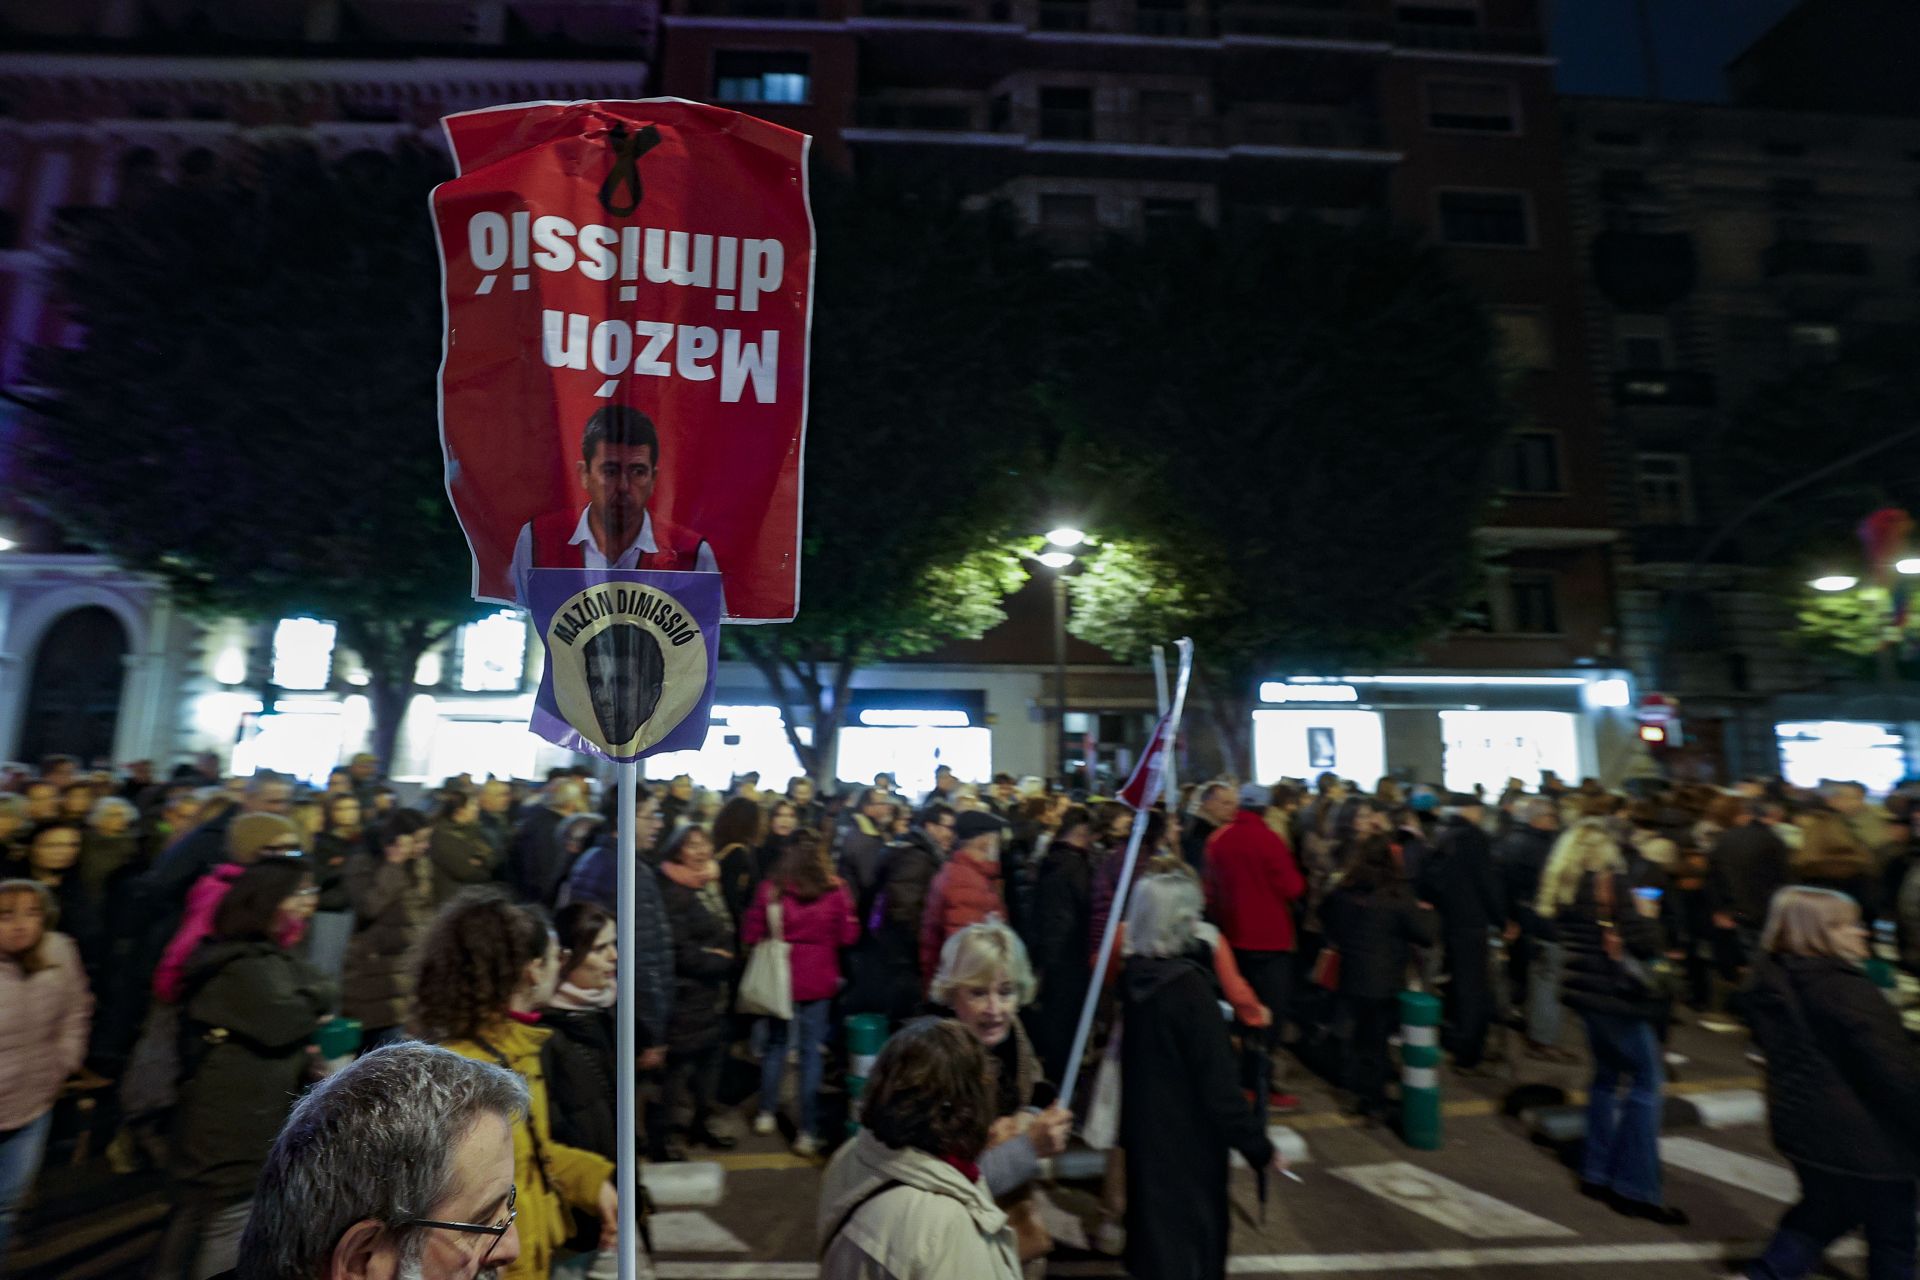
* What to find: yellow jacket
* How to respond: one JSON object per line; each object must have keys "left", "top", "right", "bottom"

{"left": 442, "top": 1018, "right": 616, "bottom": 1280}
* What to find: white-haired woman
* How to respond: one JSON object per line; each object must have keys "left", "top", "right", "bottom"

{"left": 1738, "top": 887, "right": 1920, "bottom": 1280}
{"left": 1119, "top": 873, "right": 1284, "bottom": 1280}
{"left": 1542, "top": 821, "right": 1686, "bottom": 1225}
{"left": 930, "top": 924, "right": 1072, "bottom": 1214}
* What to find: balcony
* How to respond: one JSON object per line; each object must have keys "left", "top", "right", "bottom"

{"left": 1131, "top": 4, "right": 1211, "bottom": 36}
{"left": 1613, "top": 368, "right": 1716, "bottom": 408}
{"left": 1028, "top": 107, "right": 1224, "bottom": 148}
{"left": 1389, "top": 20, "right": 1546, "bottom": 54}
{"left": 1215, "top": 3, "right": 1388, "bottom": 41}
{"left": 861, "top": 0, "right": 1013, "bottom": 20}
{"left": 1590, "top": 229, "right": 1697, "bottom": 311}
{"left": 1230, "top": 106, "right": 1384, "bottom": 152}
{"left": 683, "top": 0, "right": 822, "bottom": 15}
{"left": 1763, "top": 239, "right": 1871, "bottom": 278}
{"left": 852, "top": 99, "right": 997, "bottom": 132}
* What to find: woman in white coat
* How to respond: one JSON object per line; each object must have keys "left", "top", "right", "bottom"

{"left": 816, "top": 1017, "right": 1020, "bottom": 1280}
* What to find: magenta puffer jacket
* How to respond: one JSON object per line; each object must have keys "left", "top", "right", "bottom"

{"left": 741, "top": 878, "right": 859, "bottom": 1005}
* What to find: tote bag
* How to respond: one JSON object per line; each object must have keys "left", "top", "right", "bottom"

{"left": 736, "top": 893, "right": 794, "bottom": 1020}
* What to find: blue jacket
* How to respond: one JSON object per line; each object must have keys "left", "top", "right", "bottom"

{"left": 560, "top": 841, "right": 674, "bottom": 1049}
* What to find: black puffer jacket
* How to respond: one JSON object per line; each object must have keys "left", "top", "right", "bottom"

{"left": 1742, "top": 954, "right": 1920, "bottom": 1178}
{"left": 542, "top": 1004, "right": 619, "bottom": 1159}
{"left": 658, "top": 871, "right": 734, "bottom": 1054}
{"left": 1321, "top": 883, "right": 1437, "bottom": 1001}
{"left": 1557, "top": 871, "right": 1667, "bottom": 1021}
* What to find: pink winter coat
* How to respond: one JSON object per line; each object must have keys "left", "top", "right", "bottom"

{"left": 741, "top": 878, "right": 859, "bottom": 1004}
{"left": 154, "top": 864, "right": 307, "bottom": 1003}
{"left": 0, "top": 932, "right": 94, "bottom": 1129}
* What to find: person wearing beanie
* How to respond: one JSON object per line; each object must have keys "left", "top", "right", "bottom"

{"left": 152, "top": 814, "right": 307, "bottom": 1004}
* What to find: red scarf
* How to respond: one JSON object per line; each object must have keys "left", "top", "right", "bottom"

{"left": 943, "top": 1154, "right": 981, "bottom": 1184}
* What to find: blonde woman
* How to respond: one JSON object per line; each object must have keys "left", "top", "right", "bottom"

{"left": 929, "top": 923, "right": 1071, "bottom": 1199}
{"left": 1522, "top": 819, "right": 1625, "bottom": 1061}
{"left": 1740, "top": 887, "right": 1920, "bottom": 1280}
{"left": 1550, "top": 823, "right": 1684, "bottom": 1225}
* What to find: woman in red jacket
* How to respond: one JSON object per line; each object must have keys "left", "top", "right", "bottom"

{"left": 742, "top": 831, "right": 858, "bottom": 1156}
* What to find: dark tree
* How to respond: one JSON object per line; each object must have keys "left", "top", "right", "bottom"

{"left": 20, "top": 144, "right": 483, "bottom": 767}
{"left": 725, "top": 172, "right": 1056, "bottom": 782}
{"left": 1058, "top": 216, "right": 1514, "bottom": 773}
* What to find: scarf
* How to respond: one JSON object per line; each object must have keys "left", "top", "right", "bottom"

{"left": 550, "top": 979, "right": 617, "bottom": 1011}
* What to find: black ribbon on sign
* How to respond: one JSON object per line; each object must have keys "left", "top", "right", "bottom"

{"left": 599, "top": 122, "right": 661, "bottom": 218}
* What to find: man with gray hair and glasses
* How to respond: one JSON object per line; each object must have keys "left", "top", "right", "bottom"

{"left": 223, "top": 1042, "right": 528, "bottom": 1280}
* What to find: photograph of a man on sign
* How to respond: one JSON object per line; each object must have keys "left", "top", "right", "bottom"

{"left": 509, "top": 406, "right": 720, "bottom": 605}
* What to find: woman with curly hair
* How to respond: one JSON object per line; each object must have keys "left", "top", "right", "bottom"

{"left": 815, "top": 1017, "right": 1020, "bottom": 1280}
{"left": 411, "top": 887, "right": 619, "bottom": 1280}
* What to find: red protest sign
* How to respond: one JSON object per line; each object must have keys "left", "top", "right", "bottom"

{"left": 431, "top": 99, "right": 813, "bottom": 622}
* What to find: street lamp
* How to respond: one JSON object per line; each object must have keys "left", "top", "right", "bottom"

{"left": 1898, "top": 558, "right": 1920, "bottom": 576}
{"left": 1034, "top": 530, "right": 1087, "bottom": 787}
{"left": 0, "top": 536, "right": 14, "bottom": 552}
{"left": 1045, "top": 526, "right": 1086, "bottom": 549}
{"left": 1810, "top": 574, "right": 1859, "bottom": 592}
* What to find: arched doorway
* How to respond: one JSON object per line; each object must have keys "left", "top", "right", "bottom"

{"left": 19, "top": 607, "right": 129, "bottom": 766}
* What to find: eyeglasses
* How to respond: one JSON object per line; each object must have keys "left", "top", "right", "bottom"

{"left": 400, "top": 1184, "right": 516, "bottom": 1257}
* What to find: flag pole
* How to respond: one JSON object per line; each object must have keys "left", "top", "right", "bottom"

{"left": 1059, "top": 639, "right": 1194, "bottom": 1107}
{"left": 615, "top": 760, "right": 639, "bottom": 1280}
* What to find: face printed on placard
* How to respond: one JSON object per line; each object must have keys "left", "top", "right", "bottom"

{"left": 541, "top": 575, "right": 713, "bottom": 759}
{"left": 581, "top": 621, "right": 665, "bottom": 747}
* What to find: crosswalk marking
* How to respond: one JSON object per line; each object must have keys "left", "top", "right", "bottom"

{"left": 1659, "top": 1136, "right": 1799, "bottom": 1203}
{"left": 1683, "top": 1089, "right": 1766, "bottom": 1129}
{"left": 649, "top": 1210, "right": 751, "bottom": 1254}
{"left": 642, "top": 1161, "right": 727, "bottom": 1207}
{"left": 1328, "top": 1163, "right": 1576, "bottom": 1239}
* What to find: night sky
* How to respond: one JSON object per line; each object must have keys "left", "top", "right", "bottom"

{"left": 1551, "top": 0, "right": 1802, "bottom": 101}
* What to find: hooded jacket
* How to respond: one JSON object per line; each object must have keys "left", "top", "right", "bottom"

{"left": 815, "top": 1129, "right": 1020, "bottom": 1280}
{"left": 441, "top": 1017, "right": 616, "bottom": 1280}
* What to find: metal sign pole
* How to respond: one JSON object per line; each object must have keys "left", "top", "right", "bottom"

{"left": 615, "top": 761, "right": 638, "bottom": 1280}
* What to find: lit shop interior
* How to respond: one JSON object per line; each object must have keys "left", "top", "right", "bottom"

{"left": 1250, "top": 674, "right": 1642, "bottom": 794}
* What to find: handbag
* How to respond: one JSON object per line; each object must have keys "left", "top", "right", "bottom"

{"left": 1310, "top": 945, "right": 1342, "bottom": 991}
{"left": 736, "top": 892, "right": 794, "bottom": 1021}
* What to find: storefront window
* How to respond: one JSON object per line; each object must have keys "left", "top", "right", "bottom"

{"left": 1252, "top": 710, "right": 1385, "bottom": 785}
{"left": 1439, "top": 709, "right": 1580, "bottom": 795}
{"left": 1776, "top": 720, "right": 1904, "bottom": 795}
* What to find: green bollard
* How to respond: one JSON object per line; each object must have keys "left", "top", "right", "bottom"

{"left": 845, "top": 1014, "right": 888, "bottom": 1135}
{"left": 1398, "top": 990, "right": 1442, "bottom": 1151}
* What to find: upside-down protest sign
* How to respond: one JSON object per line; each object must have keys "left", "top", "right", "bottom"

{"left": 432, "top": 98, "right": 813, "bottom": 627}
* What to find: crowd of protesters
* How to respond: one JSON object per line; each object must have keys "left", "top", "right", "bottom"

{"left": 6, "top": 747, "right": 1920, "bottom": 1279}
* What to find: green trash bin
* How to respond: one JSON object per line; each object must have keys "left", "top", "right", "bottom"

{"left": 845, "top": 1014, "right": 888, "bottom": 1135}
{"left": 312, "top": 1017, "right": 364, "bottom": 1077}
{"left": 1397, "top": 990, "right": 1442, "bottom": 1151}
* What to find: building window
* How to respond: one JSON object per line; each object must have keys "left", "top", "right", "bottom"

{"left": 1636, "top": 452, "right": 1695, "bottom": 525}
{"left": 1789, "top": 322, "right": 1840, "bottom": 366}
{"left": 458, "top": 611, "right": 528, "bottom": 693}
{"left": 1497, "top": 430, "right": 1562, "bottom": 494}
{"left": 1437, "top": 190, "right": 1531, "bottom": 247}
{"left": 713, "top": 51, "right": 811, "bottom": 105}
{"left": 1491, "top": 308, "right": 1552, "bottom": 370}
{"left": 1426, "top": 81, "right": 1518, "bottom": 134}
{"left": 272, "top": 618, "right": 337, "bottom": 691}
{"left": 1616, "top": 314, "right": 1672, "bottom": 369}
{"left": 1038, "top": 87, "right": 1094, "bottom": 141}
{"left": 1507, "top": 573, "right": 1560, "bottom": 634}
